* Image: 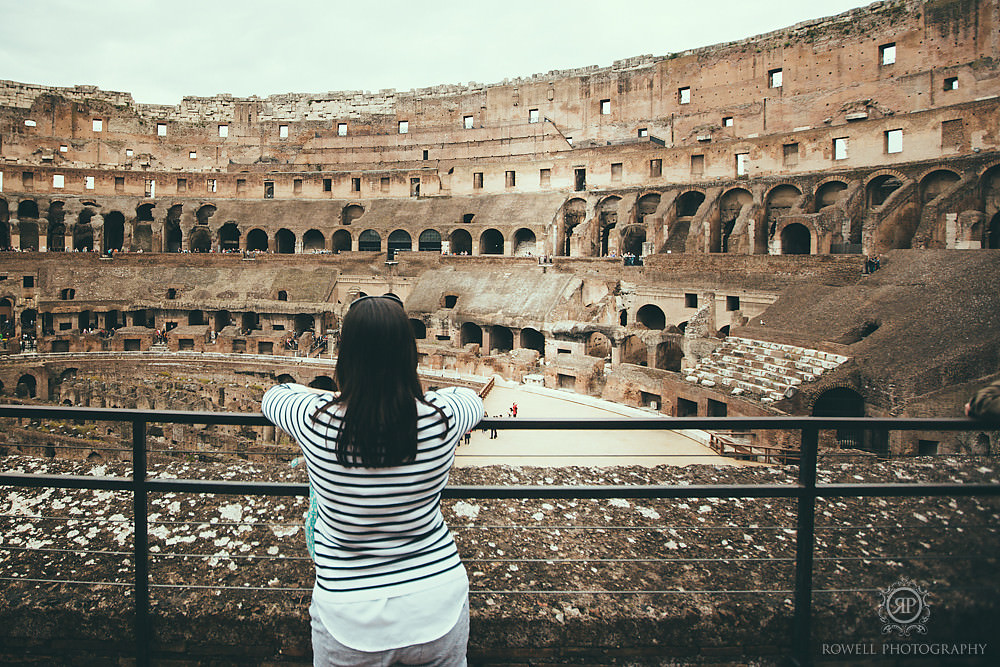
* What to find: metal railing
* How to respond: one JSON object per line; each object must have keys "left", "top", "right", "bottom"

{"left": 1, "top": 404, "right": 998, "bottom": 666}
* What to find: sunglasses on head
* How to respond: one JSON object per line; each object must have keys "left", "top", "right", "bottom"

{"left": 349, "top": 293, "right": 404, "bottom": 309}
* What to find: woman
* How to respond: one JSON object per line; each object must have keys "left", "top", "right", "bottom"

{"left": 262, "top": 294, "right": 483, "bottom": 666}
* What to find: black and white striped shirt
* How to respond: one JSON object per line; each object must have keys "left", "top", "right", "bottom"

{"left": 261, "top": 383, "right": 483, "bottom": 602}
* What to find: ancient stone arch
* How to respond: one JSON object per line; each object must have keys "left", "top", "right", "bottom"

{"left": 597, "top": 196, "right": 621, "bottom": 256}
{"left": 779, "top": 221, "right": 813, "bottom": 255}
{"left": 418, "top": 229, "right": 442, "bottom": 252}
{"left": 218, "top": 222, "right": 240, "bottom": 251}
{"left": 275, "top": 228, "right": 296, "bottom": 253}
{"left": 246, "top": 228, "right": 269, "bottom": 251}
{"left": 636, "top": 304, "right": 666, "bottom": 330}
{"left": 519, "top": 327, "right": 544, "bottom": 355}
{"left": 342, "top": 204, "right": 364, "bottom": 226}
{"left": 388, "top": 229, "right": 412, "bottom": 257}
{"left": 460, "top": 322, "right": 483, "bottom": 346}
{"left": 512, "top": 228, "right": 536, "bottom": 256}
{"left": 298, "top": 229, "right": 321, "bottom": 252}
{"left": 449, "top": 229, "right": 472, "bottom": 254}
{"left": 561, "top": 197, "right": 587, "bottom": 256}
{"left": 358, "top": 229, "right": 381, "bottom": 252}
{"left": 332, "top": 229, "right": 351, "bottom": 252}
{"left": 715, "top": 188, "right": 752, "bottom": 253}
{"left": 815, "top": 180, "right": 848, "bottom": 210}
{"left": 479, "top": 228, "right": 504, "bottom": 255}
{"left": 919, "top": 169, "right": 961, "bottom": 203}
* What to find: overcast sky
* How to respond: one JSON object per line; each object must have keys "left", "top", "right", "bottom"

{"left": 1, "top": 0, "right": 872, "bottom": 105}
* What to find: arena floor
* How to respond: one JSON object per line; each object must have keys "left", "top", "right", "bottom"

{"left": 453, "top": 381, "right": 734, "bottom": 468}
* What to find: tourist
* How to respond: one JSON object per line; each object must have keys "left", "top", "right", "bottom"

{"left": 261, "top": 293, "right": 482, "bottom": 665}
{"left": 965, "top": 379, "right": 1000, "bottom": 420}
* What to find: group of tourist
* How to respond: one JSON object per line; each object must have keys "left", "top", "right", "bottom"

{"left": 863, "top": 255, "right": 882, "bottom": 274}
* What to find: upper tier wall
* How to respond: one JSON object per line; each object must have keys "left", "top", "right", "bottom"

{"left": 0, "top": 0, "right": 996, "bottom": 173}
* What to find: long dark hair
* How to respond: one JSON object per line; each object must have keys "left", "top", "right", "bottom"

{"left": 313, "top": 296, "right": 433, "bottom": 467}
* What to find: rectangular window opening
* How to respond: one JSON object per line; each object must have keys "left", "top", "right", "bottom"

{"left": 85, "top": 176, "right": 95, "bottom": 190}
{"left": 207, "top": 178, "right": 217, "bottom": 193}
{"left": 338, "top": 123, "right": 348, "bottom": 136}
{"left": 236, "top": 178, "right": 246, "bottom": 195}
{"left": 398, "top": 120, "right": 409, "bottom": 134}
{"left": 600, "top": 99, "right": 611, "bottom": 115}
{"left": 93, "top": 119, "right": 103, "bottom": 132}
{"left": 264, "top": 181, "right": 275, "bottom": 199}
{"left": 52, "top": 174, "right": 64, "bottom": 189}
{"left": 726, "top": 295, "right": 740, "bottom": 311}
{"left": 735, "top": 152, "right": 748, "bottom": 176}
{"left": 189, "top": 151, "right": 197, "bottom": 159}
{"left": 574, "top": 168, "right": 586, "bottom": 191}
{"left": 529, "top": 108, "right": 539, "bottom": 124}
{"left": 685, "top": 293, "right": 698, "bottom": 308}
{"left": 944, "top": 77, "right": 958, "bottom": 91}
{"left": 505, "top": 170, "right": 516, "bottom": 188}
{"left": 833, "top": 137, "right": 848, "bottom": 161}
{"left": 463, "top": 115, "right": 474, "bottom": 129}
{"left": 678, "top": 86, "right": 691, "bottom": 104}
{"left": 176, "top": 178, "right": 186, "bottom": 193}
{"left": 539, "top": 168, "right": 551, "bottom": 187}
{"left": 380, "top": 177, "right": 390, "bottom": 193}
{"left": 723, "top": 116, "right": 734, "bottom": 127}
{"left": 885, "top": 129, "right": 903, "bottom": 154}
{"left": 880, "top": 43, "right": 896, "bottom": 66}
{"left": 144, "top": 179, "right": 156, "bottom": 198}
{"left": 473, "top": 172, "right": 483, "bottom": 189}
{"left": 650, "top": 159, "right": 662, "bottom": 177}
{"left": 783, "top": 142, "right": 799, "bottom": 166}
{"left": 611, "top": 163, "right": 622, "bottom": 182}
{"left": 293, "top": 178, "right": 302, "bottom": 194}
{"left": 115, "top": 176, "right": 124, "bottom": 193}
{"left": 638, "top": 128, "right": 648, "bottom": 138}
{"left": 323, "top": 178, "right": 332, "bottom": 192}
{"left": 279, "top": 124, "right": 289, "bottom": 138}
{"left": 691, "top": 154, "right": 705, "bottom": 177}
{"left": 157, "top": 123, "right": 167, "bottom": 136}
{"left": 218, "top": 124, "right": 229, "bottom": 138}
{"left": 768, "top": 68, "right": 783, "bottom": 88}
{"left": 351, "top": 177, "right": 361, "bottom": 192}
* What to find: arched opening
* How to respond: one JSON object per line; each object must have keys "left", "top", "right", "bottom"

{"left": 190, "top": 226, "right": 212, "bottom": 253}
{"left": 621, "top": 335, "right": 646, "bottom": 366}
{"left": 460, "top": 322, "right": 483, "bottom": 347}
{"left": 196, "top": 204, "right": 216, "bottom": 225}
{"left": 308, "top": 376, "right": 337, "bottom": 391}
{"left": 919, "top": 170, "right": 961, "bottom": 204}
{"left": 418, "top": 229, "right": 442, "bottom": 253}
{"left": 512, "top": 228, "right": 537, "bottom": 256}
{"left": 246, "top": 228, "right": 268, "bottom": 252}
{"left": 16, "top": 373, "right": 37, "bottom": 398}
{"left": 358, "top": 229, "right": 381, "bottom": 252}
{"left": 332, "top": 229, "right": 352, "bottom": 252}
{"left": 717, "top": 188, "right": 752, "bottom": 253}
{"left": 0, "top": 297, "right": 14, "bottom": 333}
{"left": 597, "top": 196, "right": 621, "bottom": 256}
{"left": 780, "top": 223, "right": 811, "bottom": 255}
{"left": 387, "top": 229, "right": 412, "bottom": 258}
{"left": 46, "top": 202, "right": 66, "bottom": 252}
{"left": 101, "top": 211, "right": 125, "bottom": 252}
{"left": 136, "top": 203, "right": 155, "bottom": 222}
{"left": 765, "top": 185, "right": 801, "bottom": 239}
{"left": 636, "top": 304, "right": 666, "bottom": 330}
{"left": 619, "top": 310, "right": 627, "bottom": 326}
{"left": 987, "top": 212, "right": 1000, "bottom": 249}
{"left": 218, "top": 222, "right": 240, "bottom": 251}
{"left": 133, "top": 224, "right": 152, "bottom": 252}
{"left": 21, "top": 308, "right": 37, "bottom": 333}
{"left": 18, "top": 200, "right": 39, "bottom": 219}
{"left": 0, "top": 198, "right": 9, "bottom": 250}
{"left": 519, "top": 327, "right": 544, "bottom": 356}
{"left": 676, "top": 191, "right": 705, "bottom": 217}
{"left": 867, "top": 175, "right": 903, "bottom": 207}
{"left": 409, "top": 319, "right": 426, "bottom": 339}
{"left": 449, "top": 229, "right": 472, "bottom": 255}
{"left": 812, "top": 387, "right": 880, "bottom": 454}
{"left": 479, "top": 229, "right": 504, "bottom": 255}
{"left": 276, "top": 228, "right": 296, "bottom": 254}
{"left": 636, "top": 193, "right": 661, "bottom": 224}
{"left": 294, "top": 314, "right": 315, "bottom": 335}
{"left": 621, "top": 225, "right": 645, "bottom": 257}
{"left": 655, "top": 341, "right": 684, "bottom": 371}
{"left": 491, "top": 326, "right": 513, "bottom": 353}
{"left": 18, "top": 219, "right": 39, "bottom": 251}
{"left": 586, "top": 331, "right": 611, "bottom": 358}
{"left": 73, "top": 209, "right": 96, "bottom": 251}
{"left": 815, "top": 181, "right": 848, "bottom": 210}
{"left": 276, "top": 374, "right": 296, "bottom": 385}
{"left": 165, "top": 205, "right": 183, "bottom": 253}
{"left": 303, "top": 229, "right": 325, "bottom": 252}
{"left": 342, "top": 204, "right": 365, "bottom": 226}
{"left": 562, "top": 198, "right": 586, "bottom": 256}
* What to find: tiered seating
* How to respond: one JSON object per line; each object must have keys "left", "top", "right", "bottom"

{"left": 684, "top": 337, "right": 848, "bottom": 402}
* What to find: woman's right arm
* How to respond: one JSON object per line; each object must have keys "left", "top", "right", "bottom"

{"left": 261, "top": 383, "right": 325, "bottom": 442}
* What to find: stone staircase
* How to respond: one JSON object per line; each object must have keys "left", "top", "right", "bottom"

{"left": 684, "top": 336, "right": 848, "bottom": 403}
{"left": 150, "top": 342, "right": 170, "bottom": 353}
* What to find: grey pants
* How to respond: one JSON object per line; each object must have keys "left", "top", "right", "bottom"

{"left": 310, "top": 598, "right": 469, "bottom": 667}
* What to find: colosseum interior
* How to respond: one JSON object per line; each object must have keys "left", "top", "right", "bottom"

{"left": 2, "top": 0, "right": 999, "bottom": 664}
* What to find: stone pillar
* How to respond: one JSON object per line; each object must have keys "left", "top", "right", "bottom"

{"left": 92, "top": 214, "right": 104, "bottom": 253}
{"left": 9, "top": 217, "right": 20, "bottom": 250}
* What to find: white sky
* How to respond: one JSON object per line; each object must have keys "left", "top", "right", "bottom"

{"left": 1, "top": 0, "right": 872, "bottom": 105}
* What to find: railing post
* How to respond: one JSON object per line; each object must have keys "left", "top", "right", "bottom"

{"left": 132, "top": 417, "right": 150, "bottom": 667}
{"left": 791, "top": 426, "right": 818, "bottom": 666}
